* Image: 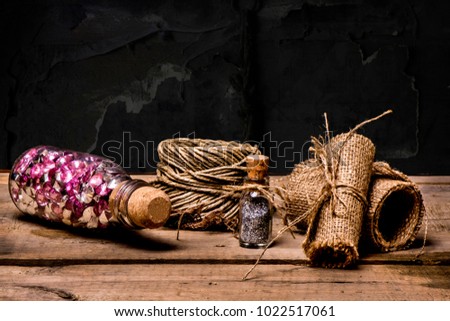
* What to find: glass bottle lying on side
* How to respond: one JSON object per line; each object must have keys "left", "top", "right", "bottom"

{"left": 9, "top": 145, "right": 171, "bottom": 229}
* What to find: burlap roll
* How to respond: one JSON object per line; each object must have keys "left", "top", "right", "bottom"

{"left": 362, "top": 162, "right": 425, "bottom": 252}
{"left": 284, "top": 160, "right": 325, "bottom": 232}
{"left": 302, "top": 133, "right": 375, "bottom": 268}
{"left": 285, "top": 160, "right": 425, "bottom": 254}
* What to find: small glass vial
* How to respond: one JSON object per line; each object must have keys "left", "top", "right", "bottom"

{"left": 239, "top": 155, "right": 273, "bottom": 248}
{"left": 9, "top": 145, "right": 171, "bottom": 229}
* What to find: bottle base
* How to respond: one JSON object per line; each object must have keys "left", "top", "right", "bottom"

{"left": 239, "top": 241, "right": 269, "bottom": 249}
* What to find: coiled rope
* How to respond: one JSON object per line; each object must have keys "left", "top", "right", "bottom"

{"left": 153, "top": 138, "right": 262, "bottom": 231}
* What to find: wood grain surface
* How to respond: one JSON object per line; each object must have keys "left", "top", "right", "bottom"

{"left": 0, "top": 174, "right": 449, "bottom": 300}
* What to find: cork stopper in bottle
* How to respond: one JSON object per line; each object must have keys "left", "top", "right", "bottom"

{"left": 246, "top": 155, "right": 269, "bottom": 181}
{"left": 109, "top": 180, "right": 171, "bottom": 229}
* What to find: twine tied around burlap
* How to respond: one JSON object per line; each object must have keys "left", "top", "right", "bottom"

{"left": 243, "top": 110, "right": 392, "bottom": 280}
{"left": 152, "top": 138, "right": 285, "bottom": 237}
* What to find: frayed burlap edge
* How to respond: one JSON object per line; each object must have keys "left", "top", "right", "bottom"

{"left": 305, "top": 239, "right": 358, "bottom": 268}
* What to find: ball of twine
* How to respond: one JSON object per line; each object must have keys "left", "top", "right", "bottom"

{"left": 153, "top": 138, "right": 262, "bottom": 231}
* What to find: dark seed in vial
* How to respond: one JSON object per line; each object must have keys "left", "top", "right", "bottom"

{"left": 239, "top": 192, "right": 272, "bottom": 248}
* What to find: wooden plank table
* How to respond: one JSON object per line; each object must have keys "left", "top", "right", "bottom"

{"left": 0, "top": 173, "right": 449, "bottom": 301}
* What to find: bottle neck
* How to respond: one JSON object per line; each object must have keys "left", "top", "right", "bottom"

{"left": 244, "top": 176, "right": 269, "bottom": 186}
{"left": 109, "top": 179, "right": 171, "bottom": 229}
{"left": 110, "top": 179, "right": 149, "bottom": 229}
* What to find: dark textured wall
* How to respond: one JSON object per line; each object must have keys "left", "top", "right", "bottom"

{"left": 1, "top": 0, "right": 449, "bottom": 174}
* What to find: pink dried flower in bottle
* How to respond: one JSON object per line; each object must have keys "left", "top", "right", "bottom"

{"left": 9, "top": 146, "right": 171, "bottom": 229}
